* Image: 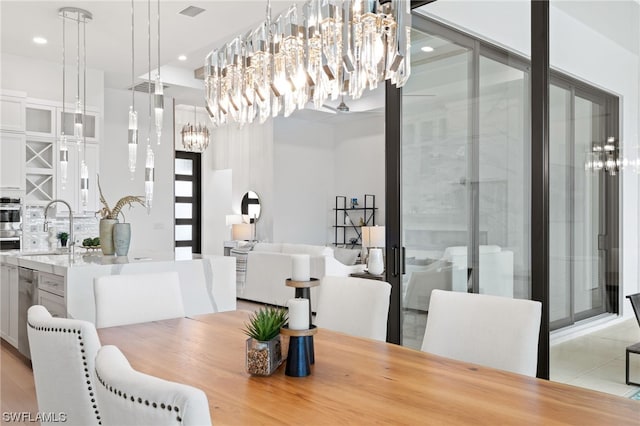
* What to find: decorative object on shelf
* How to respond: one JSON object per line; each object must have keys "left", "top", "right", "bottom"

{"left": 82, "top": 237, "right": 100, "bottom": 250}
{"left": 127, "top": 0, "right": 138, "bottom": 177}
{"left": 181, "top": 105, "right": 210, "bottom": 152}
{"left": 58, "top": 7, "right": 92, "bottom": 207}
{"left": 204, "top": 0, "right": 411, "bottom": 128}
{"left": 243, "top": 306, "right": 288, "bottom": 376}
{"left": 351, "top": 198, "right": 359, "bottom": 209}
{"left": 585, "top": 136, "right": 627, "bottom": 176}
{"left": 113, "top": 223, "right": 131, "bottom": 256}
{"left": 57, "top": 232, "right": 69, "bottom": 248}
{"left": 96, "top": 175, "right": 145, "bottom": 255}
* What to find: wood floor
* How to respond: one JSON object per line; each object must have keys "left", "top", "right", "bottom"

{"left": 0, "top": 340, "right": 38, "bottom": 425}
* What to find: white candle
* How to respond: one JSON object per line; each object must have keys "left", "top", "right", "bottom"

{"left": 287, "top": 298, "right": 310, "bottom": 330}
{"left": 291, "top": 254, "right": 310, "bottom": 281}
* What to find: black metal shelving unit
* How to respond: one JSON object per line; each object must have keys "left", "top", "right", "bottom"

{"left": 333, "top": 194, "right": 376, "bottom": 248}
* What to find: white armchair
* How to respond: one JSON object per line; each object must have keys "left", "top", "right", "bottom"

{"left": 95, "top": 345, "right": 211, "bottom": 425}
{"left": 27, "top": 305, "right": 103, "bottom": 425}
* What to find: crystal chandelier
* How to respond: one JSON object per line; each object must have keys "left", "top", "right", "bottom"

{"left": 585, "top": 137, "right": 627, "bottom": 176}
{"left": 181, "top": 106, "right": 210, "bottom": 152}
{"left": 204, "top": 0, "right": 411, "bottom": 128}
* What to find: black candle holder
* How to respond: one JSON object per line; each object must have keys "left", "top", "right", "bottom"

{"left": 281, "top": 325, "right": 317, "bottom": 377}
{"left": 285, "top": 277, "right": 319, "bottom": 369}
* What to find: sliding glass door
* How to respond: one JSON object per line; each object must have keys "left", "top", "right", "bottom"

{"left": 397, "top": 12, "right": 618, "bottom": 349}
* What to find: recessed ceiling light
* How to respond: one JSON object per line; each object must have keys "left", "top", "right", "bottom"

{"left": 33, "top": 36, "right": 47, "bottom": 45}
{"left": 421, "top": 46, "right": 434, "bottom": 53}
{"left": 178, "top": 55, "right": 187, "bottom": 61}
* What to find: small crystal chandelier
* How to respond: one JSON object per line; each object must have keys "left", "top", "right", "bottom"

{"left": 181, "top": 106, "right": 210, "bottom": 152}
{"left": 128, "top": 0, "right": 138, "bottom": 178}
{"left": 585, "top": 136, "right": 626, "bottom": 176}
{"left": 204, "top": 0, "right": 411, "bottom": 128}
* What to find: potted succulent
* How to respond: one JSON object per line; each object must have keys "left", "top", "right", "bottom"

{"left": 243, "top": 306, "right": 288, "bottom": 376}
{"left": 96, "top": 175, "right": 145, "bottom": 256}
{"left": 57, "top": 231, "right": 69, "bottom": 247}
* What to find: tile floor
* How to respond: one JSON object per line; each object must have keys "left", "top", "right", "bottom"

{"left": 550, "top": 317, "right": 640, "bottom": 398}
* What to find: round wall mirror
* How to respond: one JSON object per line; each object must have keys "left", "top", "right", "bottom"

{"left": 241, "top": 191, "right": 261, "bottom": 223}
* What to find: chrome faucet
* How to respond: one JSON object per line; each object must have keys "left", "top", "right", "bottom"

{"left": 43, "top": 200, "right": 74, "bottom": 255}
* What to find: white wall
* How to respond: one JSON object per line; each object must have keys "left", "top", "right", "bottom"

{"left": 273, "top": 118, "right": 335, "bottom": 245}
{"left": 102, "top": 88, "right": 174, "bottom": 255}
{"left": 1, "top": 53, "right": 104, "bottom": 120}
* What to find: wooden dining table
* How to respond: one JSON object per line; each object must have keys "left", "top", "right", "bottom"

{"left": 97, "top": 310, "right": 640, "bottom": 425}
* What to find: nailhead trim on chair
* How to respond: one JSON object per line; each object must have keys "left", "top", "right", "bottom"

{"left": 27, "top": 321, "right": 102, "bottom": 425}
{"left": 95, "top": 369, "right": 183, "bottom": 423}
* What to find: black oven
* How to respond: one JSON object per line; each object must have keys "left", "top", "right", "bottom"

{"left": 0, "top": 197, "right": 21, "bottom": 251}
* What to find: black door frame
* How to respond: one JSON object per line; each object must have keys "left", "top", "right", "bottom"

{"left": 175, "top": 151, "right": 202, "bottom": 254}
{"left": 384, "top": 0, "right": 552, "bottom": 378}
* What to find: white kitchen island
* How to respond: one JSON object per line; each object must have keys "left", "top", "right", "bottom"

{"left": 2, "top": 251, "right": 235, "bottom": 328}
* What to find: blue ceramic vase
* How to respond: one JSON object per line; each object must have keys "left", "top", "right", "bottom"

{"left": 113, "top": 222, "right": 131, "bottom": 256}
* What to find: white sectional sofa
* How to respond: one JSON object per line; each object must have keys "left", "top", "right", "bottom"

{"left": 241, "top": 243, "right": 366, "bottom": 309}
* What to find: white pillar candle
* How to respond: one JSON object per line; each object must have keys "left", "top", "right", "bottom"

{"left": 287, "top": 298, "right": 310, "bottom": 330}
{"left": 291, "top": 254, "right": 310, "bottom": 281}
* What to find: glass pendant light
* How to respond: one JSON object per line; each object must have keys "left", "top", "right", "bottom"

{"left": 153, "top": 0, "right": 163, "bottom": 144}
{"left": 128, "top": 0, "right": 138, "bottom": 177}
{"left": 74, "top": 11, "right": 83, "bottom": 144}
{"left": 144, "top": 0, "right": 155, "bottom": 212}
{"left": 59, "top": 13, "right": 68, "bottom": 189}
{"left": 80, "top": 11, "right": 89, "bottom": 211}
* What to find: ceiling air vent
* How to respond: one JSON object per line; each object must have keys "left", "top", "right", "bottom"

{"left": 129, "top": 81, "right": 169, "bottom": 93}
{"left": 178, "top": 6, "right": 206, "bottom": 18}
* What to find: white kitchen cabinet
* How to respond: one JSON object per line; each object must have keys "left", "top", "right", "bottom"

{"left": 0, "top": 131, "right": 26, "bottom": 192}
{"left": 25, "top": 102, "right": 57, "bottom": 138}
{"left": 55, "top": 142, "right": 99, "bottom": 215}
{"left": 0, "top": 93, "right": 25, "bottom": 132}
{"left": 1, "top": 264, "right": 19, "bottom": 348}
{"left": 58, "top": 107, "right": 100, "bottom": 143}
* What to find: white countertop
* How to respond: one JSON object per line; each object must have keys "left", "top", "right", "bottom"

{"left": 1, "top": 250, "right": 204, "bottom": 275}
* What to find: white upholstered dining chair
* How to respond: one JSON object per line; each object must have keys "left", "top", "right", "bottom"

{"left": 95, "top": 345, "right": 211, "bottom": 426}
{"left": 94, "top": 272, "right": 185, "bottom": 328}
{"left": 421, "top": 289, "right": 542, "bottom": 377}
{"left": 27, "top": 305, "right": 103, "bottom": 425}
{"left": 315, "top": 276, "right": 391, "bottom": 341}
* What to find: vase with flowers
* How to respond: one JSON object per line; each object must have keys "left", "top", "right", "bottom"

{"left": 96, "top": 175, "right": 145, "bottom": 256}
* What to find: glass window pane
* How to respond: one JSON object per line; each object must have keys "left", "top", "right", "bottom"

{"left": 175, "top": 225, "right": 192, "bottom": 241}
{"left": 175, "top": 181, "right": 192, "bottom": 197}
{"left": 175, "top": 158, "right": 193, "bottom": 175}
{"left": 175, "top": 203, "right": 192, "bottom": 219}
